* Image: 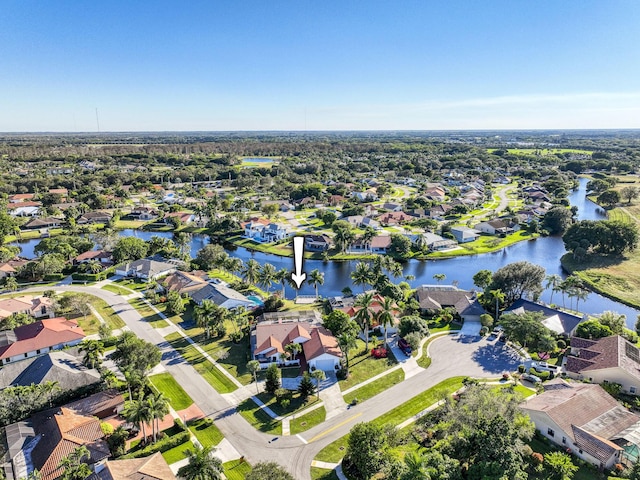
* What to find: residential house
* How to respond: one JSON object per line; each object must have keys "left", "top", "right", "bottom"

{"left": 414, "top": 285, "right": 486, "bottom": 322}
{"left": 305, "top": 235, "right": 332, "bottom": 252}
{"left": 65, "top": 389, "right": 125, "bottom": 419}
{"left": 115, "top": 258, "right": 177, "bottom": 282}
{"left": 0, "top": 295, "right": 55, "bottom": 321}
{"left": 251, "top": 310, "right": 342, "bottom": 371}
{"left": 0, "top": 318, "right": 86, "bottom": 366}
{"left": 164, "top": 211, "right": 194, "bottom": 225}
{"left": 52, "top": 201, "right": 83, "bottom": 211}
{"left": 190, "top": 283, "right": 255, "bottom": 310}
{"left": 162, "top": 270, "right": 209, "bottom": 295}
{"left": 77, "top": 211, "right": 112, "bottom": 225}
{"left": 475, "top": 218, "right": 520, "bottom": 235}
{"left": 413, "top": 232, "right": 458, "bottom": 252}
{"left": 521, "top": 379, "right": 640, "bottom": 468}
{"left": 450, "top": 226, "right": 480, "bottom": 243}
{"left": 381, "top": 202, "right": 403, "bottom": 212}
{"left": 566, "top": 336, "right": 640, "bottom": 395}
{"left": 129, "top": 206, "right": 159, "bottom": 220}
{"left": 0, "top": 257, "right": 28, "bottom": 279}
{"left": 22, "top": 217, "right": 63, "bottom": 230}
{"left": 0, "top": 350, "right": 100, "bottom": 390}
{"left": 427, "top": 204, "right": 453, "bottom": 220}
{"left": 5, "top": 407, "right": 110, "bottom": 480}
{"left": 8, "top": 194, "right": 35, "bottom": 203}
{"left": 377, "top": 211, "right": 413, "bottom": 226}
{"left": 7, "top": 202, "right": 41, "bottom": 217}
{"left": 72, "top": 250, "right": 113, "bottom": 267}
{"left": 242, "top": 217, "right": 288, "bottom": 242}
{"left": 504, "top": 299, "right": 584, "bottom": 336}
{"left": 87, "top": 453, "right": 176, "bottom": 480}
{"left": 328, "top": 195, "right": 346, "bottom": 207}
{"left": 424, "top": 186, "right": 446, "bottom": 202}
{"left": 351, "top": 190, "right": 378, "bottom": 202}
{"left": 349, "top": 235, "right": 392, "bottom": 254}
{"left": 48, "top": 188, "right": 68, "bottom": 200}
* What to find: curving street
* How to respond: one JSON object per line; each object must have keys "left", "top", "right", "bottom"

{"left": 23, "top": 284, "right": 522, "bottom": 479}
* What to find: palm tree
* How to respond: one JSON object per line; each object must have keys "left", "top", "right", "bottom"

{"left": 146, "top": 392, "right": 170, "bottom": 443}
{"left": 247, "top": 360, "right": 261, "bottom": 394}
{"left": 351, "top": 261, "right": 373, "bottom": 293}
{"left": 403, "top": 451, "right": 430, "bottom": 479}
{"left": 229, "top": 306, "right": 249, "bottom": 335}
{"left": 123, "top": 393, "right": 152, "bottom": 444}
{"left": 101, "top": 369, "right": 118, "bottom": 389}
{"left": 337, "top": 332, "right": 357, "bottom": 376}
{"left": 489, "top": 289, "right": 505, "bottom": 323}
{"left": 3, "top": 276, "right": 18, "bottom": 292}
{"left": 78, "top": 339, "right": 105, "bottom": 369}
{"left": 573, "top": 287, "right": 589, "bottom": 311}
{"left": 241, "top": 259, "right": 261, "bottom": 286}
{"left": 59, "top": 445, "right": 91, "bottom": 480}
{"left": 194, "top": 299, "right": 227, "bottom": 339}
{"left": 415, "top": 234, "right": 428, "bottom": 254}
{"left": 173, "top": 232, "right": 192, "bottom": 257}
{"left": 375, "top": 297, "right": 396, "bottom": 349}
{"left": 308, "top": 269, "right": 325, "bottom": 300}
{"left": 311, "top": 369, "right": 326, "bottom": 400}
{"left": 545, "top": 274, "right": 562, "bottom": 305}
{"left": 286, "top": 273, "right": 300, "bottom": 302}
{"left": 258, "top": 263, "right": 276, "bottom": 293}
{"left": 274, "top": 268, "right": 289, "bottom": 298}
{"left": 177, "top": 444, "right": 223, "bottom": 480}
{"left": 362, "top": 227, "right": 376, "bottom": 253}
{"left": 433, "top": 273, "right": 446, "bottom": 284}
{"left": 224, "top": 256, "right": 243, "bottom": 276}
{"left": 86, "top": 259, "right": 102, "bottom": 274}
{"left": 285, "top": 342, "right": 302, "bottom": 362}
{"left": 354, "top": 292, "right": 375, "bottom": 351}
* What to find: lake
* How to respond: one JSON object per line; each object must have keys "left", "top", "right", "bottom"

{"left": 12, "top": 178, "right": 640, "bottom": 324}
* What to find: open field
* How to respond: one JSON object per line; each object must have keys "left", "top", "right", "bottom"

{"left": 487, "top": 148, "right": 593, "bottom": 156}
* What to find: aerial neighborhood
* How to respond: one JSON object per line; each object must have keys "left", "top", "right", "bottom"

{"left": 0, "top": 131, "right": 640, "bottom": 480}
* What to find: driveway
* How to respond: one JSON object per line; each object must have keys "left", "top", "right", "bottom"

{"left": 429, "top": 334, "right": 523, "bottom": 377}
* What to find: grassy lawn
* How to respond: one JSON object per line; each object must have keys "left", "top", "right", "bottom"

{"left": 223, "top": 459, "right": 252, "bottom": 480}
{"left": 237, "top": 398, "right": 280, "bottom": 435}
{"left": 371, "top": 376, "right": 465, "bottom": 428}
{"left": 428, "top": 319, "right": 462, "bottom": 334}
{"left": 101, "top": 283, "right": 132, "bottom": 296}
{"left": 113, "top": 278, "right": 149, "bottom": 292}
{"left": 316, "top": 377, "right": 465, "bottom": 464}
{"left": 161, "top": 439, "right": 194, "bottom": 464}
{"left": 188, "top": 418, "right": 224, "bottom": 448}
{"left": 129, "top": 297, "right": 169, "bottom": 328}
{"left": 490, "top": 383, "right": 536, "bottom": 399}
{"left": 256, "top": 391, "right": 320, "bottom": 417}
{"left": 339, "top": 339, "right": 398, "bottom": 391}
{"left": 149, "top": 372, "right": 193, "bottom": 410}
{"left": 91, "top": 297, "right": 126, "bottom": 329}
{"left": 114, "top": 219, "right": 148, "bottom": 229}
{"left": 164, "top": 332, "right": 238, "bottom": 393}
{"left": 290, "top": 406, "right": 327, "bottom": 435}
{"left": 58, "top": 292, "right": 124, "bottom": 334}
{"left": 311, "top": 467, "right": 340, "bottom": 480}
{"left": 343, "top": 368, "right": 405, "bottom": 405}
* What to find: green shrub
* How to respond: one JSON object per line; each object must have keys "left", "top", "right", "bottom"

{"left": 518, "top": 364, "right": 525, "bottom": 373}
{"left": 121, "top": 430, "right": 190, "bottom": 458}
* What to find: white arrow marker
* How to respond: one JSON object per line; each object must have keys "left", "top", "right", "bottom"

{"left": 291, "top": 236, "right": 307, "bottom": 289}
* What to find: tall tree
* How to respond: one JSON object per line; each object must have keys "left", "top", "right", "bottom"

{"left": 354, "top": 292, "right": 375, "bottom": 351}
{"left": 545, "top": 274, "right": 563, "bottom": 305}
{"left": 489, "top": 261, "right": 546, "bottom": 305}
{"left": 375, "top": 296, "right": 396, "bottom": 349}
{"left": 311, "top": 369, "right": 326, "bottom": 400}
{"left": 78, "top": 339, "right": 104, "bottom": 369}
{"left": 122, "top": 393, "right": 152, "bottom": 443}
{"left": 59, "top": 446, "right": 91, "bottom": 480}
{"left": 247, "top": 360, "right": 261, "bottom": 394}
{"left": 177, "top": 444, "right": 223, "bottom": 480}
{"left": 241, "top": 259, "right": 261, "bottom": 286}
{"left": 245, "top": 462, "right": 294, "bottom": 480}
{"left": 307, "top": 269, "right": 324, "bottom": 300}
{"left": 146, "top": 392, "right": 170, "bottom": 443}
{"left": 350, "top": 261, "right": 374, "bottom": 293}
{"left": 258, "top": 263, "right": 276, "bottom": 293}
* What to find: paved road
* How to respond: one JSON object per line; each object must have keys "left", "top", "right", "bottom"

{"left": 25, "top": 285, "right": 522, "bottom": 479}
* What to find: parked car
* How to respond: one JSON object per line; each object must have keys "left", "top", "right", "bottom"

{"left": 398, "top": 337, "right": 412, "bottom": 355}
{"left": 522, "top": 373, "right": 542, "bottom": 384}
{"left": 532, "top": 361, "right": 559, "bottom": 372}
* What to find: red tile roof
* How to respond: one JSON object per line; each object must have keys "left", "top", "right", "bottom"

{"left": 31, "top": 407, "right": 109, "bottom": 480}
{"left": 0, "top": 318, "right": 85, "bottom": 360}
{"left": 567, "top": 336, "right": 640, "bottom": 382}
{"left": 302, "top": 326, "right": 342, "bottom": 361}
{"left": 6, "top": 201, "right": 41, "bottom": 209}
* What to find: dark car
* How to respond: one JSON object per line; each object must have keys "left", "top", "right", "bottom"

{"left": 398, "top": 337, "right": 412, "bottom": 355}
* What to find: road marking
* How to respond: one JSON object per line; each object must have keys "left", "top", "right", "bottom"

{"left": 307, "top": 413, "right": 362, "bottom": 443}
{"left": 296, "top": 434, "right": 308, "bottom": 444}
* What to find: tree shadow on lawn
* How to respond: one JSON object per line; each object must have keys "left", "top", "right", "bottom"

{"left": 470, "top": 344, "right": 522, "bottom": 375}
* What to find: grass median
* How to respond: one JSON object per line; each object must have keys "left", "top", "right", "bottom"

{"left": 315, "top": 376, "right": 465, "bottom": 463}
{"left": 343, "top": 368, "right": 404, "bottom": 405}
{"left": 164, "top": 332, "right": 238, "bottom": 393}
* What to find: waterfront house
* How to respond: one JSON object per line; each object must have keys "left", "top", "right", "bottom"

{"left": 475, "top": 218, "right": 519, "bottom": 235}
{"left": 305, "top": 234, "right": 332, "bottom": 252}
{"left": 504, "top": 299, "right": 584, "bottom": 336}
{"left": 77, "top": 211, "right": 112, "bottom": 225}
{"left": 414, "top": 285, "right": 485, "bottom": 322}
{"left": 450, "top": 226, "right": 480, "bottom": 243}
{"left": 521, "top": 378, "right": 640, "bottom": 468}
{"left": 566, "top": 336, "right": 640, "bottom": 395}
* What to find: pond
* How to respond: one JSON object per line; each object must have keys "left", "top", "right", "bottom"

{"left": 11, "top": 178, "right": 640, "bottom": 325}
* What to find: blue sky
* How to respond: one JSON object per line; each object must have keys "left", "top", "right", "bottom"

{"left": 1, "top": 0, "right": 640, "bottom": 131}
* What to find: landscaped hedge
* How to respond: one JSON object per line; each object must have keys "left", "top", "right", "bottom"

{"left": 120, "top": 419, "right": 189, "bottom": 459}
{"left": 529, "top": 367, "right": 550, "bottom": 380}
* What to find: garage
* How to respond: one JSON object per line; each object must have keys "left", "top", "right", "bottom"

{"left": 312, "top": 358, "right": 338, "bottom": 372}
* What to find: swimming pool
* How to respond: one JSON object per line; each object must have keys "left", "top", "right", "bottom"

{"left": 247, "top": 295, "right": 263, "bottom": 306}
